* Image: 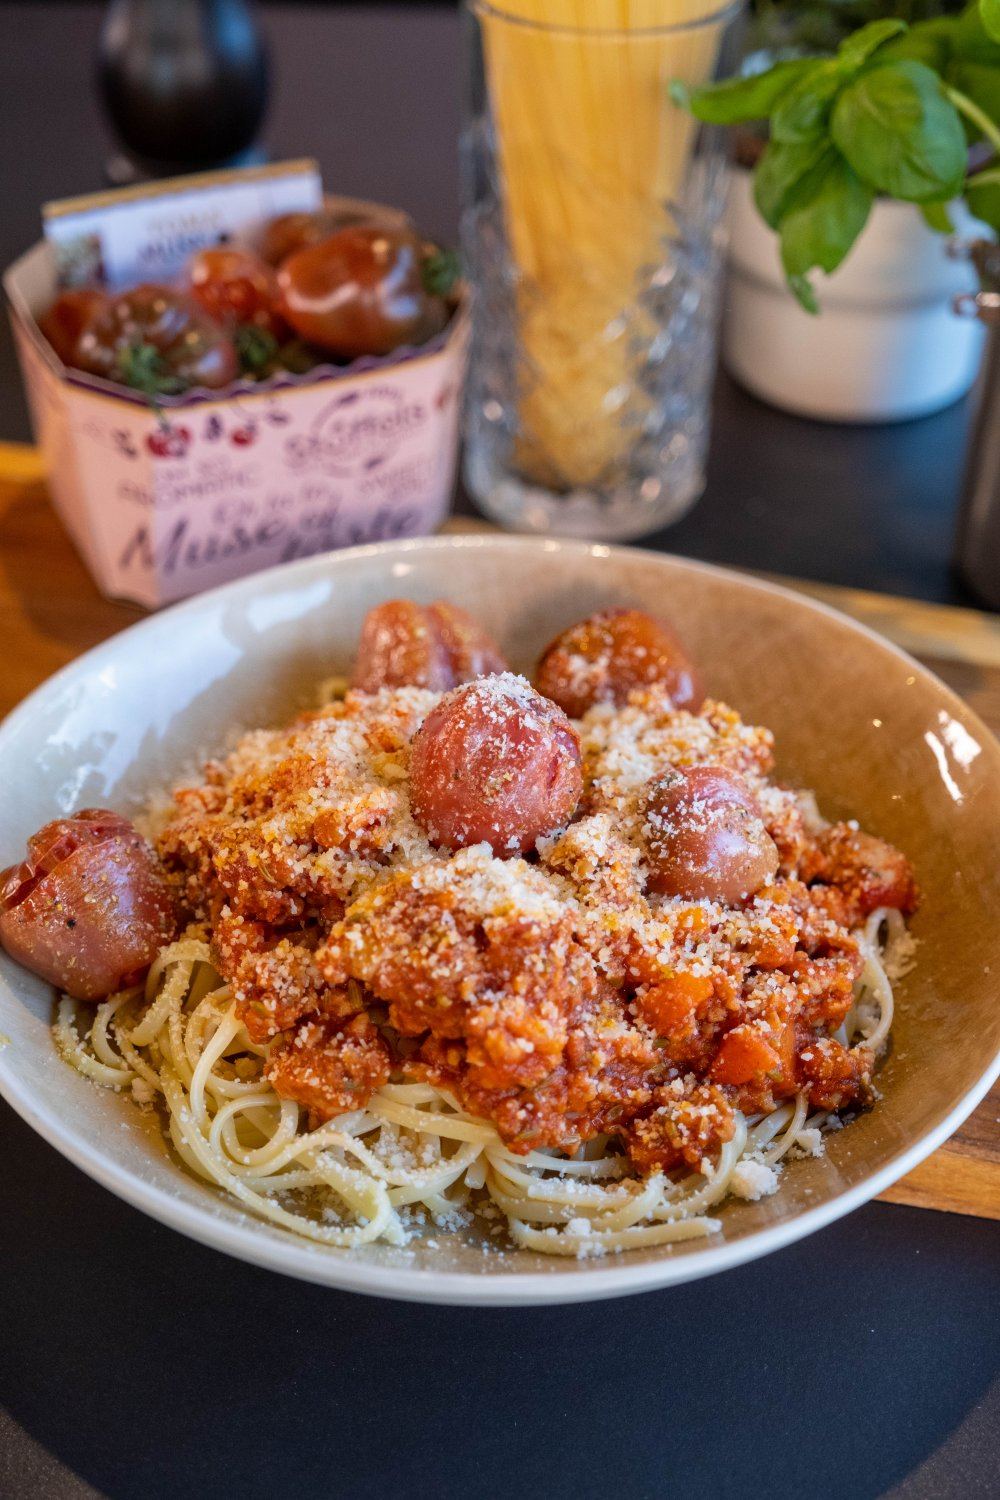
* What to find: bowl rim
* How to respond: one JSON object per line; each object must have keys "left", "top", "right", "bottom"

{"left": 2, "top": 533, "right": 998, "bottom": 1305}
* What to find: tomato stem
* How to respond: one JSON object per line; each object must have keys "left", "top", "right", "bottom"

{"left": 422, "top": 248, "right": 461, "bottom": 299}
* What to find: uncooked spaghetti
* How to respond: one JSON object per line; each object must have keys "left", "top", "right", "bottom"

{"left": 477, "top": 0, "right": 731, "bottom": 488}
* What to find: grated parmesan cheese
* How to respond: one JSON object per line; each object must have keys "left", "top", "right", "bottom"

{"left": 730, "top": 1161, "right": 780, "bottom": 1201}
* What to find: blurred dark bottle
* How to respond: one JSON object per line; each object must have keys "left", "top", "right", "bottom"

{"left": 954, "top": 241, "right": 1000, "bottom": 610}
{"left": 97, "top": 0, "right": 269, "bottom": 180}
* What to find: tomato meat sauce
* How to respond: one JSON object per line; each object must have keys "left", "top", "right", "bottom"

{"left": 2, "top": 604, "right": 917, "bottom": 1185}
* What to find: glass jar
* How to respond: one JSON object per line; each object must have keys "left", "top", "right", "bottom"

{"left": 462, "top": 0, "right": 742, "bottom": 541}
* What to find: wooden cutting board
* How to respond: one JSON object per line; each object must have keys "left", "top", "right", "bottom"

{"left": 0, "top": 449, "right": 998, "bottom": 1220}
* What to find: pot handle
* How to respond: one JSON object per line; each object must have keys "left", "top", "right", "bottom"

{"left": 948, "top": 235, "right": 1000, "bottom": 321}
{"left": 954, "top": 289, "right": 1000, "bottom": 323}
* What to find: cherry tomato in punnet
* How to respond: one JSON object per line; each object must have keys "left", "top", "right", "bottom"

{"left": 409, "top": 675, "right": 582, "bottom": 856}
{"left": 535, "top": 608, "right": 702, "bottom": 719}
{"left": 643, "top": 766, "right": 779, "bottom": 905}
{"left": 38, "top": 288, "right": 109, "bottom": 366}
{"left": 276, "top": 226, "right": 448, "bottom": 359}
{"left": 352, "top": 600, "right": 507, "bottom": 694}
{"left": 187, "top": 246, "right": 285, "bottom": 337}
{"left": 0, "top": 809, "right": 177, "bottom": 1000}
{"left": 72, "top": 284, "right": 239, "bottom": 393}
{"left": 259, "top": 206, "right": 412, "bottom": 268}
{"left": 259, "top": 210, "right": 347, "bottom": 267}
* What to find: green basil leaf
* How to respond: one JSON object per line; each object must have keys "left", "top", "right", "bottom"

{"left": 881, "top": 18, "right": 957, "bottom": 73}
{"left": 788, "top": 274, "right": 820, "bottom": 314}
{"left": 779, "top": 152, "right": 875, "bottom": 282}
{"left": 919, "top": 200, "right": 955, "bottom": 231}
{"left": 831, "top": 60, "right": 967, "bottom": 201}
{"left": 771, "top": 64, "right": 845, "bottom": 143}
{"left": 971, "top": 0, "right": 1000, "bottom": 50}
{"left": 967, "top": 176, "right": 1000, "bottom": 229}
{"left": 670, "top": 59, "right": 817, "bottom": 125}
{"left": 837, "top": 19, "right": 909, "bottom": 73}
{"left": 754, "top": 137, "right": 832, "bottom": 228}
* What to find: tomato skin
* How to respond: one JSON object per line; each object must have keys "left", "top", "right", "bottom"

{"left": 187, "top": 246, "right": 285, "bottom": 337}
{"left": 643, "top": 766, "right": 779, "bottom": 905}
{"left": 409, "top": 676, "right": 582, "bottom": 856}
{"left": 259, "top": 210, "right": 343, "bottom": 267}
{"left": 72, "top": 284, "right": 239, "bottom": 392}
{"left": 276, "top": 226, "right": 448, "bottom": 359}
{"left": 430, "top": 602, "right": 507, "bottom": 683}
{"left": 0, "top": 809, "right": 177, "bottom": 1000}
{"left": 38, "top": 289, "right": 109, "bottom": 366}
{"left": 801, "top": 823, "right": 918, "bottom": 919}
{"left": 535, "top": 608, "right": 702, "bottom": 718}
{"left": 259, "top": 207, "right": 410, "bottom": 268}
{"left": 351, "top": 600, "right": 507, "bottom": 694}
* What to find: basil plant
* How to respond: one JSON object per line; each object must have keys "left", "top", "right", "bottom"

{"left": 673, "top": 2, "right": 1000, "bottom": 310}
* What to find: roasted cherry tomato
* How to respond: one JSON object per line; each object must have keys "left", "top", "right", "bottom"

{"left": 643, "top": 766, "right": 779, "bottom": 905}
{"left": 276, "top": 226, "right": 449, "bottom": 359}
{"left": 535, "top": 608, "right": 702, "bottom": 719}
{"left": 72, "top": 284, "right": 239, "bottom": 393}
{"left": 38, "top": 288, "right": 109, "bottom": 366}
{"left": 410, "top": 675, "right": 582, "bottom": 856}
{"left": 802, "top": 824, "right": 918, "bottom": 918}
{"left": 0, "top": 809, "right": 177, "bottom": 1000}
{"left": 186, "top": 246, "right": 285, "bottom": 338}
{"left": 351, "top": 600, "right": 507, "bottom": 694}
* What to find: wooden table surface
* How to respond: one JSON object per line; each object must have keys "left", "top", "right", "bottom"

{"left": 1, "top": 445, "right": 998, "bottom": 1222}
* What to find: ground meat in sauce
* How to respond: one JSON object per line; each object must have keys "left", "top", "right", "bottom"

{"left": 265, "top": 1012, "right": 391, "bottom": 1117}
{"left": 155, "top": 681, "right": 917, "bottom": 1177}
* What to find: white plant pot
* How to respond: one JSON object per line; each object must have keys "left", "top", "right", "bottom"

{"left": 724, "top": 165, "right": 986, "bottom": 423}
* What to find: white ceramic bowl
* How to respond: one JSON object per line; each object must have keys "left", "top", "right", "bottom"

{"left": 2, "top": 536, "right": 999, "bottom": 1304}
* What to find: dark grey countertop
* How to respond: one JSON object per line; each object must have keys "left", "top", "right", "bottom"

{"left": 0, "top": 6, "right": 997, "bottom": 1498}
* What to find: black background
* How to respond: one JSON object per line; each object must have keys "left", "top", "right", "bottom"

{"left": 0, "top": 5, "right": 997, "bottom": 1497}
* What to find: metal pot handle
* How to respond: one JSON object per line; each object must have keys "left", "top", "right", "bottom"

{"left": 954, "top": 289, "right": 1000, "bottom": 322}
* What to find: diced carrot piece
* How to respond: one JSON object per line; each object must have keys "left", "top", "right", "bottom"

{"left": 636, "top": 971, "right": 713, "bottom": 1035}
{"left": 674, "top": 906, "right": 710, "bottom": 939}
{"left": 710, "top": 1025, "right": 781, "bottom": 1086}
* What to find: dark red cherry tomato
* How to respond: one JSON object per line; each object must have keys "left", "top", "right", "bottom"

{"left": 259, "top": 206, "right": 412, "bottom": 268}
{"left": 276, "top": 226, "right": 448, "bottom": 359}
{"left": 352, "top": 600, "right": 507, "bottom": 694}
{"left": 72, "top": 284, "right": 239, "bottom": 394}
{"left": 410, "top": 675, "right": 582, "bottom": 856}
{"left": 187, "top": 246, "right": 285, "bottom": 338}
{"left": 0, "top": 809, "right": 177, "bottom": 1000}
{"left": 259, "top": 210, "right": 346, "bottom": 268}
{"left": 38, "top": 288, "right": 109, "bottom": 366}
{"left": 643, "top": 766, "right": 779, "bottom": 905}
{"left": 535, "top": 608, "right": 702, "bottom": 719}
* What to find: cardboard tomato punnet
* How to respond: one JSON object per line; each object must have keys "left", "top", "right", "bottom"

{"left": 4, "top": 184, "right": 468, "bottom": 609}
